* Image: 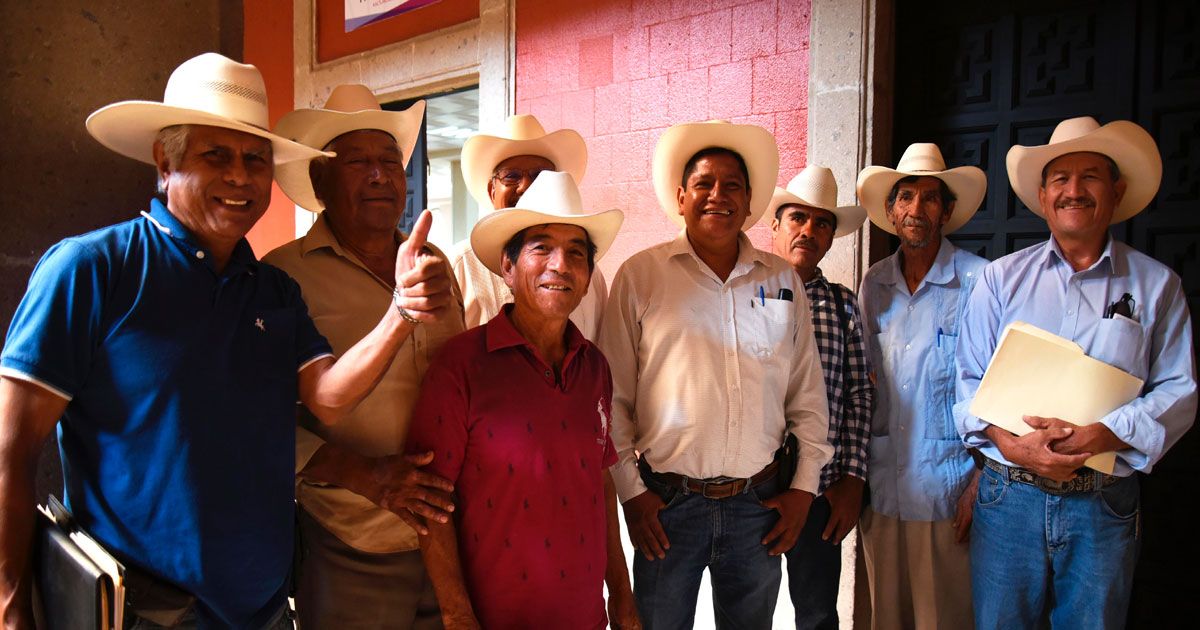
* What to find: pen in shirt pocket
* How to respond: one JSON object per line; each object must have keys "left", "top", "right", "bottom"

{"left": 936, "top": 327, "right": 944, "bottom": 348}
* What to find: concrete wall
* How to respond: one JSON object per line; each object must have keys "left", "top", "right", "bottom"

{"left": 0, "top": 0, "right": 243, "bottom": 499}
{"left": 514, "top": 0, "right": 812, "bottom": 280}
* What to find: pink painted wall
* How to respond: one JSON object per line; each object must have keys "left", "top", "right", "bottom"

{"left": 515, "top": 0, "right": 811, "bottom": 277}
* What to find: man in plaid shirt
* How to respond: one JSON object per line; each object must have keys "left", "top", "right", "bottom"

{"left": 770, "top": 166, "right": 874, "bottom": 629}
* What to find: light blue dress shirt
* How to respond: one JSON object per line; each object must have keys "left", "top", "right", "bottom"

{"left": 861, "top": 238, "right": 987, "bottom": 521}
{"left": 954, "top": 237, "right": 1197, "bottom": 475}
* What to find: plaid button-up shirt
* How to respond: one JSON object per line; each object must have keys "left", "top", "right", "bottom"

{"left": 805, "top": 269, "right": 874, "bottom": 493}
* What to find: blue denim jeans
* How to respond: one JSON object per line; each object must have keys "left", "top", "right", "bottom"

{"left": 633, "top": 470, "right": 784, "bottom": 630}
{"left": 784, "top": 495, "right": 840, "bottom": 630}
{"left": 125, "top": 603, "right": 293, "bottom": 629}
{"left": 970, "top": 463, "right": 1140, "bottom": 630}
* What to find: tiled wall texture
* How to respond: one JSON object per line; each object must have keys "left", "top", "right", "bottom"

{"left": 515, "top": 0, "right": 811, "bottom": 278}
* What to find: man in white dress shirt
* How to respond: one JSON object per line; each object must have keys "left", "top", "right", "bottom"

{"left": 598, "top": 120, "right": 832, "bottom": 628}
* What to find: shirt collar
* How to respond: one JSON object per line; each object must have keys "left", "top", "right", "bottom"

{"left": 1043, "top": 234, "right": 1119, "bottom": 276}
{"left": 144, "top": 198, "right": 256, "bottom": 273}
{"left": 299, "top": 212, "right": 406, "bottom": 283}
{"left": 666, "top": 229, "right": 772, "bottom": 275}
{"left": 803, "top": 267, "right": 828, "bottom": 289}
{"left": 877, "top": 236, "right": 956, "bottom": 287}
{"left": 485, "top": 303, "right": 588, "bottom": 356}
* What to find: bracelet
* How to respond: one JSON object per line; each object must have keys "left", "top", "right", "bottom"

{"left": 392, "top": 286, "right": 422, "bottom": 326}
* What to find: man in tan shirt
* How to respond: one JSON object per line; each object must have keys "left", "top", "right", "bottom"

{"left": 264, "top": 85, "right": 466, "bottom": 628}
{"left": 453, "top": 114, "right": 608, "bottom": 338}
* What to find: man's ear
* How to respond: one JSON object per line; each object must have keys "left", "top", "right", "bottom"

{"left": 1112, "top": 178, "right": 1128, "bottom": 206}
{"left": 152, "top": 141, "right": 171, "bottom": 192}
{"left": 500, "top": 250, "right": 517, "bottom": 290}
{"left": 309, "top": 160, "right": 327, "bottom": 206}
{"left": 676, "top": 185, "right": 686, "bottom": 216}
{"left": 940, "top": 200, "right": 956, "bottom": 227}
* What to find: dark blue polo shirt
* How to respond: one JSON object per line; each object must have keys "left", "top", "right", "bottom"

{"left": 1, "top": 199, "right": 332, "bottom": 629}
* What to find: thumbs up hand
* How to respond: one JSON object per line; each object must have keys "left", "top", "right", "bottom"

{"left": 394, "top": 209, "right": 451, "bottom": 324}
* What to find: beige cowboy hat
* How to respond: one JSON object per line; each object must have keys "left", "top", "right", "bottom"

{"left": 653, "top": 120, "right": 780, "bottom": 229}
{"left": 1006, "top": 116, "right": 1161, "bottom": 223}
{"left": 856, "top": 143, "right": 987, "bottom": 235}
{"left": 86, "top": 53, "right": 329, "bottom": 166}
{"left": 460, "top": 114, "right": 587, "bottom": 210}
{"left": 470, "top": 171, "right": 624, "bottom": 276}
{"left": 272, "top": 84, "right": 426, "bottom": 212}
{"left": 768, "top": 166, "right": 867, "bottom": 238}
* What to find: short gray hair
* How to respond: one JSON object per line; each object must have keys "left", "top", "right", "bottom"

{"left": 154, "top": 124, "right": 192, "bottom": 193}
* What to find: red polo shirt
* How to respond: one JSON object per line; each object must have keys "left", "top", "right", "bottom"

{"left": 408, "top": 306, "right": 617, "bottom": 629}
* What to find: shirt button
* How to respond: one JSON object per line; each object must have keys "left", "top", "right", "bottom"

{"left": 904, "top": 343, "right": 911, "bottom": 350}
{"left": 1067, "top": 310, "right": 1074, "bottom": 315}
{"left": 907, "top": 305, "right": 914, "bottom": 312}
{"left": 195, "top": 251, "right": 206, "bottom": 259}
{"left": 902, "top": 384, "right": 909, "bottom": 390}
{"left": 544, "top": 370, "right": 551, "bottom": 378}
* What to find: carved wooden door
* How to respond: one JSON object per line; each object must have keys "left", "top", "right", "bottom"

{"left": 893, "top": 1, "right": 1199, "bottom": 625}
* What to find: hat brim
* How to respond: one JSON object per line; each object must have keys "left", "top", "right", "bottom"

{"left": 767, "top": 188, "right": 868, "bottom": 239}
{"left": 461, "top": 129, "right": 588, "bottom": 210}
{"left": 272, "top": 101, "right": 427, "bottom": 212}
{"left": 1006, "top": 121, "right": 1161, "bottom": 223}
{"left": 86, "top": 101, "right": 330, "bottom": 167}
{"left": 856, "top": 165, "right": 987, "bottom": 235}
{"left": 469, "top": 208, "right": 625, "bottom": 276}
{"left": 653, "top": 122, "right": 780, "bottom": 230}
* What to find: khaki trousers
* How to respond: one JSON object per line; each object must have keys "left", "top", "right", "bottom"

{"left": 860, "top": 507, "right": 974, "bottom": 630}
{"left": 296, "top": 508, "right": 442, "bottom": 630}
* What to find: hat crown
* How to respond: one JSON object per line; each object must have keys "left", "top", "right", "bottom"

{"left": 896, "top": 143, "right": 949, "bottom": 173}
{"left": 323, "top": 84, "right": 382, "bottom": 113}
{"left": 787, "top": 166, "right": 839, "bottom": 209}
{"left": 1048, "top": 116, "right": 1102, "bottom": 144}
{"left": 504, "top": 114, "right": 550, "bottom": 141}
{"left": 162, "top": 53, "right": 269, "bottom": 129}
{"left": 512, "top": 171, "right": 585, "bottom": 216}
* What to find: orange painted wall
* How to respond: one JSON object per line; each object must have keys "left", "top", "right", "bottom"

{"left": 244, "top": 0, "right": 296, "bottom": 258}
{"left": 515, "top": 0, "right": 811, "bottom": 279}
{"left": 316, "top": 0, "right": 478, "bottom": 62}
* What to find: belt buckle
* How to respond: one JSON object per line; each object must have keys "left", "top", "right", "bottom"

{"left": 1035, "top": 475, "right": 1084, "bottom": 496}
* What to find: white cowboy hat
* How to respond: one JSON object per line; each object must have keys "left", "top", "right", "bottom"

{"left": 653, "top": 120, "right": 780, "bottom": 229}
{"left": 272, "top": 84, "right": 426, "bottom": 212}
{"left": 856, "top": 143, "right": 987, "bottom": 235}
{"left": 460, "top": 114, "right": 587, "bottom": 210}
{"left": 768, "top": 166, "right": 867, "bottom": 238}
{"left": 470, "top": 171, "right": 624, "bottom": 276}
{"left": 86, "top": 53, "right": 329, "bottom": 166}
{"left": 1006, "top": 116, "right": 1161, "bottom": 223}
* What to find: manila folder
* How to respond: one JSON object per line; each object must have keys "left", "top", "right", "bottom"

{"left": 968, "top": 321, "right": 1143, "bottom": 474}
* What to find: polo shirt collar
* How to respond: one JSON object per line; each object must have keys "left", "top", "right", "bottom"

{"left": 485, "top": 304, "right": 588, "bottom": 366}
{"left": 143, "top": 198, "right": 256, "bottom": 275}
{"left": 299, "top": 212, "right": 404, "bottom": 282}
{"left": 804, "top": 267, "right": 828, "bottom": 290}
{"left": 1043, "top": 233, "right": 1119, "bottom": 276}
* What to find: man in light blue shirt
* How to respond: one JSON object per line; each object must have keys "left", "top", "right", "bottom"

{"left": 855, "top": 143, "right": 988, "bottom": 630}
{"left": 955, "top": 116, "right": 1197, "bottom": 629}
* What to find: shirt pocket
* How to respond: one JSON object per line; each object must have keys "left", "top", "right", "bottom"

{"left": 1089, "top": 316, "right": 1146, "bottom": 377}
{"left": 925, "top": 333, "right": 959, "bottom": 441}
{"left": 748, "top": 297, "right": 793, "bottom": 360}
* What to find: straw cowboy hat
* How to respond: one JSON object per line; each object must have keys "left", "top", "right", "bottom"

{"left": 461, "top": 114, "right": 587, "bottom": 210}
{"left": 768, "top": 166, "right": 867, "bottom": 238}
{"left": 272, "top": 84, "right": 427, "bottom": 212}
{"left": 1006, "top": 116, "right": 1161, "bottom": 223}
{"left": 652, "top": 120, "right": 780, "bottom": 229}
{"left": 86, "top": 53, "right": 328, "bottom": 166}
{"left": 470, "top": 171, "right": 623, "bottom": 276}
{"left": 856, "top": 143, "right": 987, "bottom": 235}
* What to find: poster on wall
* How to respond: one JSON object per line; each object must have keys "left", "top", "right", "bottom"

{"left": 345, "top": 0, "right": 441, "bottom": 32}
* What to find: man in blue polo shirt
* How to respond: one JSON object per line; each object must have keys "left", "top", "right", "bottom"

{"left": 0, "top": 54, "right": 453, "bottom": 629}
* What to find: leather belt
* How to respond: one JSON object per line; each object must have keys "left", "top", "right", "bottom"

{"left": 984, "top": 458, "right": 1121, "bottom": 496}
{"left": 649, "top": 460, "right": 779, "bottom": 500}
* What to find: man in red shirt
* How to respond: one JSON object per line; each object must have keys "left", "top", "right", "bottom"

{"left": 408, "top": 171, "right": 637, "bottom": 629}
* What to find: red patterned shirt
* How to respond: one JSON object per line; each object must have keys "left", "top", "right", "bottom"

{"left": 408, "top": 305, "right": 617, "bottom": 629}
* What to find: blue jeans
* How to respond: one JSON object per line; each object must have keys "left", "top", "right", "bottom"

{"left": 970, "top": 463, "right": 1140, "bottom": 630}
{"left": 633, "top": 470, "right": 784, "bottom": 630}
{"left": 785, "top": 495, "right": 840, "bottom": 630}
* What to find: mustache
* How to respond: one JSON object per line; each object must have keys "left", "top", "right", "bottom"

{"left": 902, "top": 216, "right": 931, "bottom": 229}
{"left": 1055, "top": 195, "right": 1096, "bottom": 209}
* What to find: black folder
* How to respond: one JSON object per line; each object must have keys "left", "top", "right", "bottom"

{"left": 34, "top": 496, "right": 122, "bottom": 630}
